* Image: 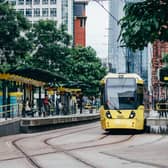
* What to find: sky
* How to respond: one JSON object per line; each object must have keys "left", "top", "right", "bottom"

{"left": 86, "top": 1, "right": 109, "bottom": 59}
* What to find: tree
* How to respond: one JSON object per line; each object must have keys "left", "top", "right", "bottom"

{"left": 66, "top": 46, "right": 107, "bottom": 96}
{"left": 0, "top": 3, "right": 31, "bottom": 72}
{"left": 29, "top": 20, "right": 72, "bottom": 74}
{"left": 119, "top": 0, "right": 168, "bottom": 51}
{"left": 162, "top": 53, "right": 168, "bottom": 66}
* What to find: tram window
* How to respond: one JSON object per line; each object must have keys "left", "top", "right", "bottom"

{"left": 137, "top": 84, "right": 143, "bottom": 105}
{"left": 100, "top": 85, "right": 105, "bottom": 105}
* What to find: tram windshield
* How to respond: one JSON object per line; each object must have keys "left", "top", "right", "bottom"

{"left": 105, "top": 78, "right": 137, "bottom": 110}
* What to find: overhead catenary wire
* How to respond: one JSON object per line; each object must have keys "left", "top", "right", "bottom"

{"left": 91, "top": 0, "right": 119, "bottom": 23}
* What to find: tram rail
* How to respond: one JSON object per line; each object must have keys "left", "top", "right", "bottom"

{"left": 0, "top": 122, "right": 168, "bottom": 168}
{"left": 0, "top": 122, "right": 133, "bottom": 168}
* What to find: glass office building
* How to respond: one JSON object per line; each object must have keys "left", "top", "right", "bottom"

{"left": 108, "top": 0, "right": 148, "bottom": 86}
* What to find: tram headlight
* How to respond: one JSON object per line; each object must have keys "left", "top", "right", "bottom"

{"left": 106, "top": 111, "right": 112, "bottom": 119}
{"left": 129, "top": 111, "right": 136, "bottom": 119}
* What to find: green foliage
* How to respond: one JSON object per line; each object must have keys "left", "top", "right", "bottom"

{"left": 29, "top": 20, "right": 72, "bottom": 74}
{"left": 66, "top": 46, "right": 107, "bottom": 96}
{"left": 0, "top": 7, "right": 106, "bottom": 97}
{"left": 119, "top": 0, "right": 168, "bottom": 51}
{"left": 0, "top": 3, "right": 31, "bottom": 72}
{"left": 162, "top": 54, "right": 168, "bottom": 66}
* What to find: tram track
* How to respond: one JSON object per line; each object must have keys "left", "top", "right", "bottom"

{"left": 100, "top": 151, "right": 167, "bottom": 168}
{"left": 12, "top": 138, "right": 43, "bottom": 168}
{"left": 43, "top": 133, "right": 168, "bottom": 168}
{"left": 0, "top": 122, "right": 134, "bottom": 168}
{"left": 1, "top": 123, "right": 165, "bottom": 168}
{"left": 8, "top": 133, "right": 167, "bottom": 168}
{"left": 43, "top": 133, "right": 134, "bottom": 168}
{"left": 0, "top": 122, "right": 99, "bottom": 167}
{"left": 44, "top": 134, "right": 134, "bottom": 152}
{"left": 97, "top": 134, "right": 167, "bottom": 168}
{"left": 127, "top": 134, "right": 166, "bottom": 148}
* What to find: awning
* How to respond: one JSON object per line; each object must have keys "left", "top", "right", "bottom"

{"left": 0, "top": 73, "right": 45, "bottom": 87}
{"left": 8, "top": 68, "right": 67, "bottom": 83}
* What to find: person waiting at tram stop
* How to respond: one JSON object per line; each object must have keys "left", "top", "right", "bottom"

{"left": 43, "top": 95, "right": 51, "bottom": 116}
{"left": 58, "top": 100, "right": 64, "bottom": 115}
{"left": 70, "top": 94, "right": 77, "bottom": 114}
{"left": 158, "top": 96, "right": 167, "bottom": 118}
{"left": 22, "top": 97, "right": 33, "bottom": 117}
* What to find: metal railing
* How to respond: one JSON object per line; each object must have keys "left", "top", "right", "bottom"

{"left": 0, "top": 103, "right": 22, "bottom": 119}
{"left": 0, "top": 103, "right": 99, "bottom": 120}
{"left": 156, "top": 103, "right": 168, "bottom": 111}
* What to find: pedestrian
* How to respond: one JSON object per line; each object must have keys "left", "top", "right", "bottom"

{"left": 58, "top": 101, "right": 64, "bottom": 115}
{"left": 78, "top": 94, "right": 83, "bottom": 114}
{"left": 71, "top": 94, "right": 77, "bottom": 114}
{"left": 158, "top": 96, "right": 166, "bottom": 118}
{"left": 69, "top": 95, "right": 73, "bottom": 114}
{"left": 43, "top": 95, "right": 51, "bottom": 116}
{"left": 25, "top": 97, "right": 32, "bottom": 117}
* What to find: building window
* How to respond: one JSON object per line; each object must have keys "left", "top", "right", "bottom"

{"left": 26, "top": 0, "right": 32, "bottom": 5}
{"left": 50, "top": 0, "right": 56, "bottom": 4}
{"left": 42, "top": 0, "right": 48, "bottom": 5}
{"left": 50, "top": 8, "right": 56, "bottom": 17}
{"left": 42, "top": 8, "right": 48, "bottom": 17}
{"left": 61, "top": 0, "right": 68, "bottom": 26}
{"left": 18, "top": 9, "right": 24, "bottom": 15}
{"left": 80, "top": 18, "right": 86, "bottom": 28}
{"left": 26, "top": 9, "right": 32, "bottom": 17}
{"left": 10, "top": 0, "right": 16, "bottom": 5}
{"left": 18, "top": 0, "right": 24, "bottom": 5}
{"left": 74, "top": 4, "right": 85, "bottom": 17}
{"left": 34, "top": 0, "right": 40, "bottom": 5}
{"left": 34, "top": 8, "right": 40, "bottom": 17}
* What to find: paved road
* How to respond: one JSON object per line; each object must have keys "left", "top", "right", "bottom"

{"left": 0, "top": 121, "right": 168, "bottom": 168}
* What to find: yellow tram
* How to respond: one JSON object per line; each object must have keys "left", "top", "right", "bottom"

{"left": 100, "top": 73, "right": 145, "bottom": 131}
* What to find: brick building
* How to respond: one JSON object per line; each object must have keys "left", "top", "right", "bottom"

{"left": 74, "top": 0, "right": 88, "bottom": 47}
{"left": 152, "top": 41, "right": 168, "bottom": 101}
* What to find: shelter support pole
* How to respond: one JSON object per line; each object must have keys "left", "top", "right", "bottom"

{"left": 38, "top": 87, "right": 42, "bottom": 116}
{"left": 2, "top": 80, "right": 8, "bottom": 119}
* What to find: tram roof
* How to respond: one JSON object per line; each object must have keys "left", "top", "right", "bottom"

{"left": 100, "top": 73, "right": 144, "bottom": 84}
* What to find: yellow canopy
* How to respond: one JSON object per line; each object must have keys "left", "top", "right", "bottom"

{"left": 0, "top": 73, "right": 45, "bottom": 87}
{"left": 57, "top": 87, "right": 81, "bottom": 93}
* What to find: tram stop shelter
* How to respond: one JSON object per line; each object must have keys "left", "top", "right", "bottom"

{"left": 0, "top": 68, "right": 67, "bottom": 118}
{"left": 8, "top": 68, "right": 66, "bottom": 84}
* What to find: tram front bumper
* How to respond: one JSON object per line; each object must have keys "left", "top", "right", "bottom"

{"left": 104, "top": 119, "right": 137, "bottom": 130}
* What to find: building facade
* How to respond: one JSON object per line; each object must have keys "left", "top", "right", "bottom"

{"left": 74, "top": 0, "right": 88, "bottom": 46}
{"left": 108, "top": 0, "right": 168, "bottom": 105}
{"left": 10, "top": 0, "right": 74, "bottom": 36}
{"left": 152, "top": 41, "right": 168, "bottom": 101}
{"left": 108, "top": 0, "right": 125, "bottom": 73}
{"left": 10, "top": 0, "right": 88, "bottom": 46}
{"left": 108, "top": 0, "right": 149, "bottom": 87}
